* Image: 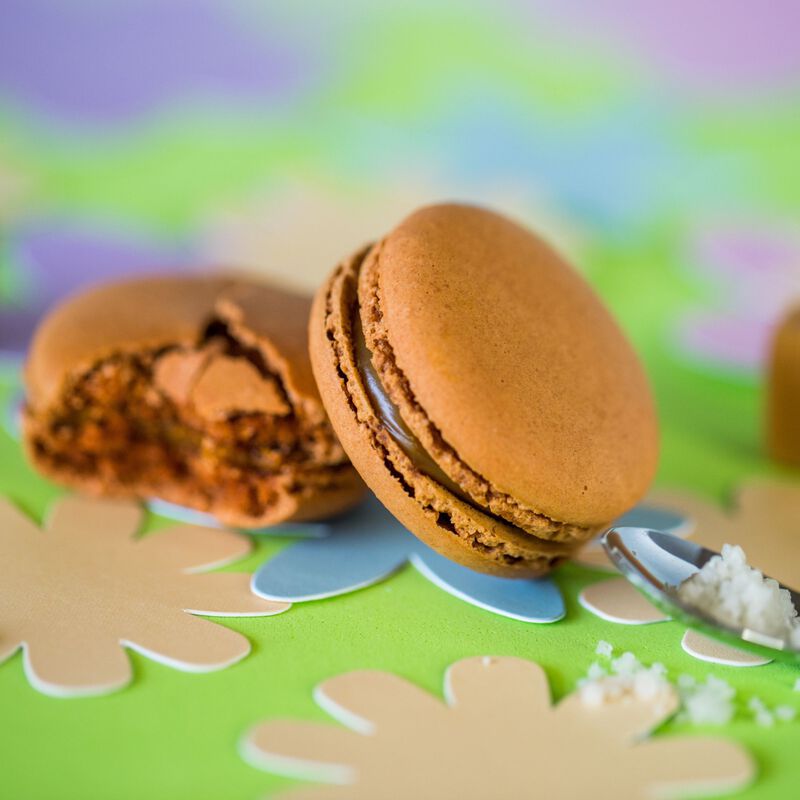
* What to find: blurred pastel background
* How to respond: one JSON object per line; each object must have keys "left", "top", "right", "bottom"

{"left": 3, "top": 6, "right": 800, "bottom": 799}
{"left": 1, "top": 0, "right": 799, "bottom": 378}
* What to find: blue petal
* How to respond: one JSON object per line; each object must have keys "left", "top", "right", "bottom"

{"left": 251, "top": 496, "right": 416, "bottom": 602}
{"left": 147, "top": 499, "right": 329, "bottom": 538}
{"left": 410, "top": 547, "right": 565, "bottom": 623}
{"left": 614, "top": 505, "right": 691, "bottom": 536}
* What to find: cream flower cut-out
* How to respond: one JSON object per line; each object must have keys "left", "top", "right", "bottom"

{"left": 242, "top": 656, "right": 753, "bottom": 800}
{"left": 0, "top": 495, "right": 289, "bottom": 697}
{"left": 580, "top": 479, "right": 800, "bottom": 667}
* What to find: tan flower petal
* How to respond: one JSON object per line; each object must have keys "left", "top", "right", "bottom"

{"left": 0, "top": 495, "right": 284, "bottom": 695}
{"left": 579, "top": 578, "right": 669, "bottom": 624}
{"left": 622, "top": 736, "right": 755, "bottom": 799}
{"left": 243, "top": 721, "right": 362, "bottom": 783}
{"left": 556, "top": 676, "right": 678, "bottom": 743}
{"left": 46, "top": 495, "right": 143, "bottom": 541}
{"left": 734, "top": 479, "right": 800, "bottom": 521}
{"left": 444, "top": 655, "right": 550, "bottom": 716}
{"left": 647, "top": 489, "right": 727, "bottom": 537}
{"left": 247, "top": 658, "right": 751, "bottom": 800}
{"left": 124, "top": 611, "right": 251, "bottom": 671}
{"left": 179, "top": 572, "right": 289, "bottom": 616}
{"left": 136, "top": 525, "right": 253, "bottom": 572}
{"left": 0, "top": 638, "right": 21, "bottom": 664}
{"left": 316, "top": 670, "right": 446, "bottom": 734}
{"left": 681, "top": 630, "right": 771, "bottom": 667}
{"left": 275, "top": 788, "right": 353, "bottom": 800}
{"left": 0, "top": 498, "right": 40, "bottom": 542}
{"left": 23, "top": 633, "right": 132, "bottom": 697}
{"left": 725, "top": 480, "right": 800, "bottom": 587}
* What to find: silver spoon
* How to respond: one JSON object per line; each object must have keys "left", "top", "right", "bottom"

{"left": 602, "top": 527, "right": 800, "bottom": 664}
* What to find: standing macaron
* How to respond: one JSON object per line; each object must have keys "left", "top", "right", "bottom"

{"left": 309, "top": 204, "right": 658, "bottom": 576}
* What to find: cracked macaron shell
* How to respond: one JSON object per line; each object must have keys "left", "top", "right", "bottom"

{"left": 23, "top": 273, "right": 365, "bottom": 525}
{"left": 25, "top": 275, "right": 322, "bottom": 419}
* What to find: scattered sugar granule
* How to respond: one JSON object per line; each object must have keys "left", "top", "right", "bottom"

{"left": 580, "top": 673, "right": 670, "bottom": 708}
{"left": 748, "top": 697, "right": 776, "bottom": 727}
{"left": 611, "top": 651, "right": 642, "bottom": 676}
{"left": 677, "top": 544, "right": 800, "bottom": 645}
{"left": 586, "top": 661, "right": 608, "bottom": 681}
{"left": 677, "top": 674, "right": 697, "bottom": 690}
{"left": 579, "top": 657, "right": 670, "bottom": 709}
{"left": 678, "top": 675, "right": 736, "bottom": 725}
{"left": 632, "top": 669, "right": 664, "bottom": 701}
{"left": 748, "top": 696, "right": 766, "bottom": 713}
{"left": 579, "top": 680, "right": 607, "bottom": 708}
{"left": 584, "top": 644, "right": 797, "bottom": 726}
{"left": 595, "top": 640, "right": 613, "bottom": 659}
{"left": 748, "top": 697, "right": 796, "bottom": 725}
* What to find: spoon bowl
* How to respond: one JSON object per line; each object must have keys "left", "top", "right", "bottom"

{"left": 603, "top": 527, "right": 800, "bottom": 664}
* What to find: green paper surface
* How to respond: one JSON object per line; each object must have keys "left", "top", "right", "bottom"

{"left": 1, "top": 326, "right": 800, "bottom": 800}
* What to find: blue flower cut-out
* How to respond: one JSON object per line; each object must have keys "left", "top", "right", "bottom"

{"left": 4, "top": 381, "right": 688, "bottom": 624}
{"left": 251, "top": 495, "right": 690, "bottom": 624}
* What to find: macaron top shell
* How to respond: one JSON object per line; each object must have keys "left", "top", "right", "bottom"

{"left": 361, "top": 204, "right": 658, "bottom": 527}
{"left": 26, "top": 275, "right": 232, "bottom": 411}
{"left": 26, "top": 274, "right": 321, "bottom": 417}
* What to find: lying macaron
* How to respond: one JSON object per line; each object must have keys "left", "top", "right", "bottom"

{"left": 309, "top": 204, "right": 659, "bottom": 576}
{"left": 23, "top": 274, "right": 364, "bottom": 527}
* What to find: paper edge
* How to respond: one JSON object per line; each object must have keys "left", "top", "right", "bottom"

{"left": 238, "top": 730, "right": 355, "bottom": 785}
{"left": 680, "top": 630, "right": 771, "bottom": 668}
{"left": 411, "top": 553, "right": 564, "bottom": 623}
{"left": 578, "top": 585, "right": 669, "bottom": 625}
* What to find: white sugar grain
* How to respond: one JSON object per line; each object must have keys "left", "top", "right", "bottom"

{"left": 677, "top": 544, "right": 800, "bottom": 645}
{"left": 595, "top": 640, "right": 613, "bottom": 658}
{"left": 679, "top": 675, "right": 736, "bottom": 725}
{"left": 611, "top": 651, "right": 641, "bottom": 676}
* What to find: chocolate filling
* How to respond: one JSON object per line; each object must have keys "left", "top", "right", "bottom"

{"left": 353, "top": 309, "right": 554, "bottom": 539}
{"left": 353, "top": 313, "right": 472, "bottom": 498}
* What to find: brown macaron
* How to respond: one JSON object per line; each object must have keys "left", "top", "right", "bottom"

{"left": 23, "top": 274, "right": 364, "bottom": 527}
{"left": 310, "top": 204, "right": 659, "bottom": 577}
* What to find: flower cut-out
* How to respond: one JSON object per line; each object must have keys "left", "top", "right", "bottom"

{"left": 580, "top": 479, "right": 800, "bottom": 667}
{"left": 242, "top": 656, "right": 753, "bottom": 799}
{"left": 252, "top": 496, "right": 565, "bottom": 623}
{"left": 251, "top": 496, "right": 682, "bottom": 624}
{"left": 0, "top": 495, "right": 288, "bottom": 697}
